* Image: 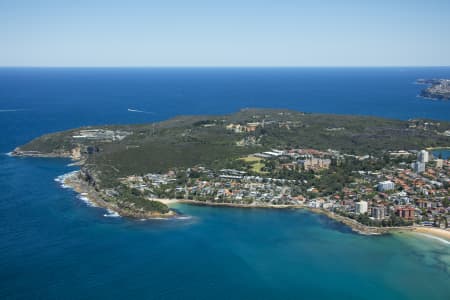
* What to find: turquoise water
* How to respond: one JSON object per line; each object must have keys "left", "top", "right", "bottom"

{"left": 1, "top": 68, "right": 449, "bottom": 299}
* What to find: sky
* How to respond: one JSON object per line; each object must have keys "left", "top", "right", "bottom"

{"left": 1, "top": 0, "right": 450, "bottom": 67}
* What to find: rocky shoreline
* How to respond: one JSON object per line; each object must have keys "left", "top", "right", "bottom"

{"left": 11, "top": 149, "right": 72, "bottom": 158}
{"left": 61, "top": 171, "right": 177, "bottom": 219}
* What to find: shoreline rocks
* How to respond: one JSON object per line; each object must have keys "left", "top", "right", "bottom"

{"left": 62, "top": 171, "right": 177, "bottom": 220}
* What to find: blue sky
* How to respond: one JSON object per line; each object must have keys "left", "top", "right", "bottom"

{"left": 1, "top": 0, "right": 450, "bottom": 66}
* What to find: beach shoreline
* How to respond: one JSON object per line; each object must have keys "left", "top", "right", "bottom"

{"left": 408, "top": 226, "right": 450, "bottom": 241}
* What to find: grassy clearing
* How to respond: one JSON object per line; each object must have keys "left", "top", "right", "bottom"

{"left": 251, "top": 162, "right": 266, "bottom": 174}
{"left": 241, "top": 155, "right": 262, "bottom": 163}
{"left": 240, "top": 155, "right": 267, "bottom": 174}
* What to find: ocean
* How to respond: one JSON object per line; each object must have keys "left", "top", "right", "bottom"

{"left": 0, "top": 68, "right": 449, "bottom": 299}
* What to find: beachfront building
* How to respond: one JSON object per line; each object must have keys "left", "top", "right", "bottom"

{"left": 395, "top": 206, "right": 415, "bottom": 220}
{"left": 371, "top": 205, "right": 387, "bottom": 220}
{"left": 377, "top": 181, "right": 395, "bottom": 192}
{"left": 355, "top": 201, "right": 368, "bottom": 214}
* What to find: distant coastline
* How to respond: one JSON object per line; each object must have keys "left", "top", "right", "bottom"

{"left": 416, "top": 78, "right": 450, "bottom": 100}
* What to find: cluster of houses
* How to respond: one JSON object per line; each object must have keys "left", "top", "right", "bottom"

{"left": 121, "top": 167, "right": 302, "bottom": 205}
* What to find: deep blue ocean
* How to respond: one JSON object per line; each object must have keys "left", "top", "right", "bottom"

{"left": 0, "top": 68, "right": 449, "bottom": 299}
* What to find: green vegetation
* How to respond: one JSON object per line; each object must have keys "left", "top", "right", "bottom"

{"left": 239, "top": 156, "right": 267, "bottom": 174}
{"left": 115, "top": 185, "right": 170, "bottom": 214}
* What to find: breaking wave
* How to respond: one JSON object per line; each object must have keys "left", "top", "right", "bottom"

{"left": 54, "top": 171, "right": 79, "bottom": 189}
{"left": 104, "top": 208, "right": 121, "bottom": 218}
{"left": 77, "top": 193, "right": 98, "bottom": 208}
{"left": 174, "top": 215, "right": 193, "bottom": 220}
{"left": 417, "top": 233, "right": 450, "bottom": 245}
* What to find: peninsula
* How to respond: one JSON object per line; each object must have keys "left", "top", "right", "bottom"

{"left": 13, "top": 109, "right": 450, "bottom": 236}
{"left": 417, "top": 78, "right": 450, "bottom": 100}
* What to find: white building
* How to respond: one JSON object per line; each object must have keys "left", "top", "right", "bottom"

{"left": 377, "top": 181, "right": 395, "bottom": 192}
{"left": 355, "top": 201, "right": 368, "bottom": 214}
{"left": 418, "top": 150, "right": 429, "bottom": 163}
{"left": 411, "top": 161, "right": 426, "bottom": 173}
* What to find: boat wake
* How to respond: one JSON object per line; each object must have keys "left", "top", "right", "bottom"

{"left": 0, "top": 109, "right": 25, "bottom": 113}
{"left": 128, "top": 108, "right": 154, "bottom": 114}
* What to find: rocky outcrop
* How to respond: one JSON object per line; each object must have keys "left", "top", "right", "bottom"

{"left": 11, "top": 148, "right": 72, "bottom": 158}
{"left": 63, "top": 171, "right": 176, "bottom": 219}
{"left": 12, "top": 146, "right": 85, "bottom": 161}
{"left": 417, "top": 79, "right": 450, "bottom": 100}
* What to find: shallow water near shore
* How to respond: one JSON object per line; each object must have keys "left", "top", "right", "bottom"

{"left": 1, "top": 68, "right": 450, "bottom": 299}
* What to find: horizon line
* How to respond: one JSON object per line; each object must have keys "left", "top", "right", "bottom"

{"left": 1, "top": 65, "right": 450, "bottom": 69}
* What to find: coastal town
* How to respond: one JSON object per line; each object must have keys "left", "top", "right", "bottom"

{"left": 13, "top": 109, "right": 450, "bottom": 235}
{"left": 119, "top": 144, "right": 449, "bottom": 230}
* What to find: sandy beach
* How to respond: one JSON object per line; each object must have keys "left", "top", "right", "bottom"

{"left": 150, "top": 198, "right": 181, "bottom": 205}
{"left": 411, "top": 226, "right": 450, "bottom": 242}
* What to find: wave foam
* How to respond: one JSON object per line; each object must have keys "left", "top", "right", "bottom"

{"left": 77, "top": 194, "right": 98, "bottom": 207}
{"left": 174, "top": 215, "right": 192, "bottom": 220}
{"left": 104, "top": 208, "right": 121, "bottom": 218}
{"left": 54, "top": 171, "right": 79, "bottom": 189}
{"left": 417, "top": 233, "right": 450, "bottom": 245}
